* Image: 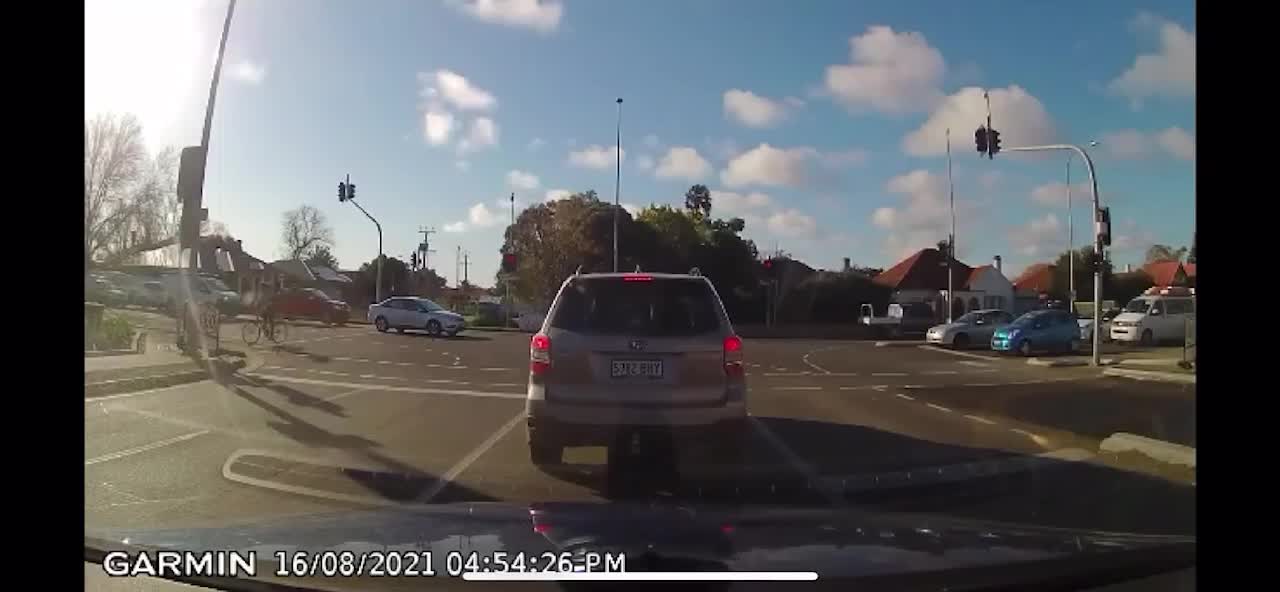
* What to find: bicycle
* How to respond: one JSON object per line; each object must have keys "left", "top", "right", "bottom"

{"left": 241, "top": 314, "right": 289, "bottom": 345}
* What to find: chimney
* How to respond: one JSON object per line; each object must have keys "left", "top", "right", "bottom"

{"left": 843, "top": 257, "right": 851, "bottom": 272}
{"left": 993, "top": 255, "right": 1002, "bottom": 273}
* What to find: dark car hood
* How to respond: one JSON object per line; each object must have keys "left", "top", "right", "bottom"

{"left": 86, "top": 502, "right": 1191, "bottom": 583}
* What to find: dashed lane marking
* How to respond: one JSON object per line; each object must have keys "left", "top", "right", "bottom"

{"left": 242, "top": 373, "right": 525, "bottom": 399}
{"left": 488, "top": 383, "right": 522, "bottom": 388}
{"left": 894, "top": 393, "right": 915, "bottom": 401}
{"left": 959, "top": 360, "right": 993, "bottom": 368}
{"left": 871, "top": 372, "right": 906, "bottom": 377}
{"left": 964, "top": 414, "right": 996, "bottom": 425}
{"left": 480, "top": 367, "right": 514, "bottom": 372}
{"left": 775, "top": 386, "right": 821, "bottom": 391}
{"left": 763, "top": 372, "right": 811, "bottom": 377}
{"left": 926, "top": 403, "right": 953, "bottom": 413}
{"left": 839, "top": 385, "right": 888, "bottom": 391}
{"left": 923, "top": 370, "right": 958, "bottom": 375}
{"left": 86, "top": 430, "right": 210, "bottom": 466}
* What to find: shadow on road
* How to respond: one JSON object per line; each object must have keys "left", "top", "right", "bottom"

{"left": 271, "top": 343, "right": 333, "bottom": 363}
{"left": 218, "top": 375, "right": 497, "bottom": 503}
{"left": 398, "top": 331, "right": 493, "bottom": 342}
{"left": 530, "top": 416, "right": 1195, "bottom": 536}
{"left": 252, "top": 376, "right": 346, "bottom": 416}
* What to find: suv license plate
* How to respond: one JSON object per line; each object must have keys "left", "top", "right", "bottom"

{"left": 611, "top": 360, "right": 663, "bottom": 379}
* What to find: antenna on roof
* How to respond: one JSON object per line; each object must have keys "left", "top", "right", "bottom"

{"left": 689, "top": 267, "right": 701, "bottom": 276}
{"left": 574, "top": 265, "right": 583, "bottom": 276}
{"left": 634, "top": 264, "right": 642, "bottom": 273}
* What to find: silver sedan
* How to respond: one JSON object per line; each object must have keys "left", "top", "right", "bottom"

{"left": 926, "top": 309, "right": 1015, "bottom": 349}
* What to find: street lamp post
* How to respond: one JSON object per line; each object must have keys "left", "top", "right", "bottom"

{"left": 1066, "top": 140, "right": 1098, "bottom": 313}
{"left": 341, "top": 174, "right": 384, "bottom": 303}
{"left": 613, "top": 97, "right": 623, "bottom": 272}
{"left": 1004, "top": 143, "right": 1104, "bottom": 366}
{"left": 945, "top": 128, "right": 956, "bottom": 323}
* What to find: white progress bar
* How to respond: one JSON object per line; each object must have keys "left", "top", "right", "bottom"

{"left": 463, "top": 571, "right": 819, "bottom": 582}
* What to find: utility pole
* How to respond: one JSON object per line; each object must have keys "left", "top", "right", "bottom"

{"left": 946, "top": 127, "right": 956, "bottom": 323}
{"left": 417, "top": 226, "right": 437, "bottom": 269}
{"left": 506, "top": 192, "right": 515, "bottom": 327}
{"left": 455, "top": 245, "right": 462, "bottom": 289}
{"left": 339, "top": 174, "right": 383, "bottom": 303}
{"left": 463, "top": 250, "right": 470, "bottom": 285}
{"left": 613, "top": 97, "right": 623, "bottom": 272}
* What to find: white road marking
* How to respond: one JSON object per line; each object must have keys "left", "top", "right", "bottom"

{"left": 748, "top": 417, "right": 845, "bottom": 507}
{"left": 801, "top": 348, "right": 833, "bottom": 374}
{"left": 871, "top": 372, "right": 906, "bottom": 377}
{"left": 1009, "top": 428, "right": 1050, "bottom": 446}
{"left": 244, "top": 373, "right": 525, "bottom": 399}
{"left": 480, "top": 367, "right": 513, "bottom": 372}
{"left": 902, "top": 384, "right": 924, "bottom": 389}
{"left": 376, "top": 360, "right": 392, "bottom": 365}
{"left": 323, "top": 387, "right": 370, "bottom": 402}
{"left": 964, "top": 414, "right": 996, "bottom": 425}
{"left": 926, "top": 403, "right": 953, "bottom": 413}
{"left": 360, "top": 374, "right": 376, "bottom": 378}
{"left": 963, "top": 383, "right": 999, "bottom": 387}
{"left": 489, "top": 383, "right": 522, "bottom": 388}
{"left": 333, "top": 356, "right": 353, "bottom": 361}
{"left": 763, "top": 372, "right": 811, "bottom": 377}
{"left": 399, "top": 345, "right": 409, "bottom": 349}
{"left": 445, "top": 366, "right": 469, "bottom": 370}
{"left": 396, "top": 362, "right": 412, "bottom": 366}
{"left": 418, "top": 412, "right": 526, "bottom": 503}
{"left": 86, "top": 430, "right": 209, "bottom": 466}
{"left": 959, "top": 360, "right": 993, "bottom": 368}
{"left": 85, "top": 380, "right": 214, "bottom": 404}
{"left": 775, "top": 386, "right": 821, "bottom": 391}
{"left": 894, "top": 393, "right": 914, "bottom": 401}
{"left": 923, "top": 370, "right": 958, "bottom": 375}
{"left": 918, "top": 345, "right": 999, "bottom": 361}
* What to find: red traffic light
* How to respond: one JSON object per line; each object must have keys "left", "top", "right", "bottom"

{"left": 763, "top": 259, "right": 773, "bottom": 269}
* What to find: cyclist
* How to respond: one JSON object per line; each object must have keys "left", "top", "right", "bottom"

{"left": 257, "top": 283, "right": 279, "bottom": 341}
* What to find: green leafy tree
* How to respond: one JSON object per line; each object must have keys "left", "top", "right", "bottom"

{"left": 304, "top": 245, "right": 339, "bottom": 269}
{"left": 683, "top": 184, "right": 712, "bottom": 221}
{"left": 1144, "top": 244, "right": 1187, "bottom": 264}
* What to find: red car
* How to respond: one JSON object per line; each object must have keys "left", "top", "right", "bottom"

{"left": 272, "top": 288, "right": 350, "bottom": 325}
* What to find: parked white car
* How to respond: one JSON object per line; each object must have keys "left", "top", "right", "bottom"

{"left": 1109, "top": 288, "right": 1195, "bottom": 345}
{"left": 367, "top": 296, "right": 467, "bottom": 337}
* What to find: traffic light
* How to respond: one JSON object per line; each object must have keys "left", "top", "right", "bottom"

{"left": 338, "top": 182, "right": 347, "bottom": 202}
{"left": 410, "top": 251, "right": 418, "bottom": 270}
{"left": 974, "top": 126, "right": 988, "bottom": 155}
{"left": 989, "top": 128, "right": 1001, "bottom": 157}
{"left": 1096, "top": 206, "right": 1112, "bottom": 247}
{"left": 762, "top": 258, "right": 775, "bottom": 279}
{"left": 501, "top": 252, "right": 517, "bottom": 273}
{"left": 347, "top": 183, "right": 356, "bottom": 201}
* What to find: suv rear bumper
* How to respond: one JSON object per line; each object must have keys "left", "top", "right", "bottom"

{"left": 526, "top": 402, "right": 746, "bottom": 447}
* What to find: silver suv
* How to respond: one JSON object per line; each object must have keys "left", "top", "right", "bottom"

{"left": 525, "top": 272, "right": 748, "bottom": 467}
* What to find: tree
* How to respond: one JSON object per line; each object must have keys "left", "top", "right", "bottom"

{"left": 304, "top": 245, "right": 339, "bottom": 269}
{"left": 85, "top": 113, "right": 146, "bottom": 267}
{"left": 1187, "top": 234, "right": 1196, "bottom": 264}
{"left": 684, "top": 184, "right": 712, "bottom": 221}
{"left": 1144, "top": 244, "right": 1187, "bottom": 264}
{"left": 281, "top": 205, "right": 335, "bottom": 260}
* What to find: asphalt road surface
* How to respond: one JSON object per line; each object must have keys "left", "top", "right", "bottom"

{"left": 86, "top": 323, "right": 1195, "bottom": 541}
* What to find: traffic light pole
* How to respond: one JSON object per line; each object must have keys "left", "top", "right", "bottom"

{"left": 1001, "top": 143, "right": 1104, "bottom": 366}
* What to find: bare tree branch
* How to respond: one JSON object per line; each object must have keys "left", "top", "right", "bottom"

{"left": 281, "top": 205, "right": 335, "bottom": 260}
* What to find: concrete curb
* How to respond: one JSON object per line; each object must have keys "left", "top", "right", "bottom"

{"left": 1103, "top": 367, "right": 1196, "bottom": 385}
{"left": 1026, "top": 356, "right": 1119, "bottom": 368}
{"left": 874, "top": 340, "right": 927, "bottom": 348}
{"left": 85, "top": 349, "right": 255, "bottom": 400}
{"left": 1100, "top": 432, "right": 1195, "bottom": 468}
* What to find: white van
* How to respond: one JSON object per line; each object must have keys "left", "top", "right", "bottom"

{"left": 1109, "top": 287, "right": 1195, "bottom": 345}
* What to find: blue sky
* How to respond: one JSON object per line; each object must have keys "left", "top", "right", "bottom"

{"left": 85, "top": 0, "right": 1195, "bottom": 285}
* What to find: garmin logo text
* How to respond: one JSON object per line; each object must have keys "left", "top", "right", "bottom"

{"left": 102, "top": 551, "right": 256, "bottom": 578}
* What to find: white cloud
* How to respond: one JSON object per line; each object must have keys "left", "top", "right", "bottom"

{"left": 1030, "top": 182, "right": 1090, "bottom": 207}
{"left": 873, "top": 170, "right": 969, "bottom": 260}
{"left": 1100, "top": 129, "right": 1152, "bottom": 159}
{"left": 1009, "top": 213, "right": 1063, "bottom": 257}
{"left": 423, "top": 109, "right": 455, "bottom": 145}
{"left": 720, "top": 144, "right": 812, "bottom": 188}
{"left": 655, "top": 147, "right": 711, "bottom": 180}
{"left": 506, "top": 169, "right": 540, "bottom": 190}
{"left": 823, "top": 26, "right": 945, "bottom": 113}
{"left": 1156, "top": 127, "right": 1195, "bottom": 161}
{"left": 227, "top": 60, "right": 266, "bottom": 84}
{"left": 544, "top": 189, "right": 572, "bottom": 202}
{"left": 451, "top": 0, "right": 564, "bottom": 34}
{"left": 443, "top": 221, "right": 468, "bottom": 233}
{"left": 642, "top": 134, "right": 661, "bottom": 149}
{"left": 1100, "top": 127, "right": 1195, "bottom": 161}
{"left": 468, "top": 202, "right": 500, "bottom": 227}
{"left": 711, "top": 189, "right": 772, "bottom": 217}
{"left": 427, "top": 69, "right": 497, "bottom": 111}
{"left": 902, "top": 86, "right": 1056, "bottom": 157}
{"left": 568, "top": 145, "right": 624, "bottom": 169}
{"left": 723, "top": 89, "right": 789, "bottom": 128}
{"left": 455, "top": 160, "right": 470, "bottom": 172}
{"left": 1108, "top": 13, "right": 1195, "bottom": 105}
{"left": 635, "top": 155, "right": 655, "bottom": 171}
{"left": 622, "top": 203, "right": 640, "bottom": 216}
{"left": 527, "top": 137, "right": 546, "bottom": 150}
{"left": 767, "top": 209, "right": 818, "bottom": 237}
{"left": 457, "top": 117, "right": 499, "bottom": 153}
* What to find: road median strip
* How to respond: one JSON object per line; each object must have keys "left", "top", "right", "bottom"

{"left": 1099, "top": 432, "right": 1195, "bottom": 468}
{"left": 1103, "top": 367, "right": 1196, "bottom": 385}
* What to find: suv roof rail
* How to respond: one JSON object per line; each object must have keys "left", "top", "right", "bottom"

{"left": 689, "top": 267, "right": 701, "bottom": 276}
{"left": 573, "top": 265, "right": 583, "bottom": 276}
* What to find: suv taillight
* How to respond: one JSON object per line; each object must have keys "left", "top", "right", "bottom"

{"left": 530, "top": 333, "right": 551, "bottom": 375}
{"left": 723, "top": 335, "right": 744, "bottom": 378}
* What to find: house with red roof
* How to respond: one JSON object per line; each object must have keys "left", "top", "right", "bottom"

{"left": 872, "top": 247, "right": 1015, "bottom": 319}
{"left": 1143, "top": 260, "right": 1196, "bottom": 288}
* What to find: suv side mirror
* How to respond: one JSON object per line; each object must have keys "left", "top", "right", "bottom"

{"left": 1149, "top": 308, "right": 1162, "bottom": 316}
{"left": 975, "top": 318, "right": 985, "bottom": 325}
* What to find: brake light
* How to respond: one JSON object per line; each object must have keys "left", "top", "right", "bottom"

{"left": 530, "top": 333, "right": 551, "bottom": 375}
{"left": 723, "top": 335, "right": 744, "bottom": 378}
{"left": 623, "top": 275, "right": 653, "bottom": 282}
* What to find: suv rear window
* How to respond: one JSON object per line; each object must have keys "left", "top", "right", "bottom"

{"left": 550, "top": 277, "right": 722, "bottom": 336}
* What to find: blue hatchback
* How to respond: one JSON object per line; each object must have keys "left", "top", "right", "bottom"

{"left": 991, "top": 309, "right": 1081, "bottom": 356}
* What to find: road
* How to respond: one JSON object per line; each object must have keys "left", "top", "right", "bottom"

{"left": 85, "top": 323, "right": 1195, "bottom": 541}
